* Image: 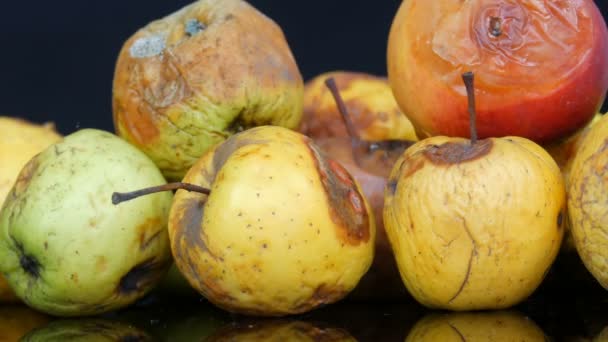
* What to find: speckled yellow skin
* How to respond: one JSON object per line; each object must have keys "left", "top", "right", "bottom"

{"left": 299, "top": 71, "right": 417, "bottom": 141}
{"left": 0, "top": 305, "right": 50, "bottom": 342}
{"left": 207, "top": 320, "right": 356, "bottom": 341}
{"left": 113, "top": 0, "right": 304, "bottom": 181}
{"left": 384, "top": 136, "right": 565, "bottom": 310}
{"left": 406, "top": 311, "right": 547, "bottom": 341}
{"left": 567, "top": 114, "right": 608, "bottom": 290}
{"left": 169, "top": 126, "right": 375, "bottom": 316}
{"left": 0, "top": 129, "right": 173, "bottom": 317}
{"left": 544, "top": 112, "right": 603, "bottom": 252}
{"left": 0, "top": 116, "right": 62, "bottom": 303}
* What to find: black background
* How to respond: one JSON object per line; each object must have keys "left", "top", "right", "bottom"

{"left": 0, "top": 0, "right": 606, "bottom": 135}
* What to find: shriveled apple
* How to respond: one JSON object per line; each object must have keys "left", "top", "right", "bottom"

{"left": 567, "top": 114, "right": 608, "bottom": 290}
{"left": 113, "top": 0, "right": 304, "bottom": 181}
{"left": 113, "top": 126, "right": 376, "bottom": 316}
{"left": 387, "top": 0, "right": 608, "bottom": 144}
{"left": 384, "top": 72, "right": 565, "bottom": 310}
{"left": 299, "top": 71, "right": 417, "bottom": 142}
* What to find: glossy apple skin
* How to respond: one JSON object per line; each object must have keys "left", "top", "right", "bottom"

{"left": 387, "top": 0, "right": 608, "bottom": 144}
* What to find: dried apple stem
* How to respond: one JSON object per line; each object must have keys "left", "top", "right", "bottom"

{"left": 112, "top": 182, "right": 210, "bottom": 205}
{"left": 462, "top": 71, "right": 478, "bottom": 145}
{"left": 324, "top": 77, "right": 363, "bottom": 144}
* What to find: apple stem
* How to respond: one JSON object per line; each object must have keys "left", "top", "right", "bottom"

{"left": 324, "top": 77, "right": 363, "bottom": 144}
{"left": 112, "top": 182, "right": 210, "bottom": 205}
{"left": 461, "top": 71, "right": 478, "bottom": 146}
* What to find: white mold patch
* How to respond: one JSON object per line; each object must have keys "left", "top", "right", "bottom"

{"left": 129, "top": 34, "right": 167, "bottom": 58}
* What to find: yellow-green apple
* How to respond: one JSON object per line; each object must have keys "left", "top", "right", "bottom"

{"left": 299, "top": 71, "right": 418, "bottom": 141}
{"left": 0, "top": 129, "right": 173, "bottom": 316}
{"left": 113, "top": 126, "right": 376, "bottom": 316}
{"left": 387, "top": 0, "right": 608, "bottom": 144}
{"left": 113, "top": 0, "right": 304, "bottom": 181}
{"left": 384, "top": 72, "right": 565, "bottom": 310}
{"left": 0, "top": 116, "right": 62, "bottom": 303}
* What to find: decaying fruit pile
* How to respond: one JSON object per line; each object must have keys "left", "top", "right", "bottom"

{"left": 1, "top": 0, "right": 608, "bottom": 334}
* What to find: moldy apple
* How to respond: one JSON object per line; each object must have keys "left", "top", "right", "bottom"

{"left": 113, "top": 0, "right": 304, "bottom": 181}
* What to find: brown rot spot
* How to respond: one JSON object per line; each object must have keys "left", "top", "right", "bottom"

{"left": 423, "top": 139, "right": 493, "bottom": 165}
{"left": 13, "top": 157, "right": 39, "bottom": 196}
{"left": 173, "top": 197, "right": 217, "bottom": 261}
{"left": 304, "top": 139, "right": 370, "bottom": 245}
{"left": 292, "top": 283, "right": 349, "bottom": 313}
{"left": 116, "top": 258, "right": 164, "bottom": 295}
{"left": 557, "top": 211, "right": 563, "bottom": 229}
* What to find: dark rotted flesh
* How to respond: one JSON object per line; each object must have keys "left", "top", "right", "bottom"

{"left": 423, "top": 139, "right": 493, "bottom": 165}
{"left": 303, "top": 138, "right": 371, "bottom": 245}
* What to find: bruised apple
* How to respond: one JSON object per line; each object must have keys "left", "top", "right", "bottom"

{"left": 0, "top": 129, "right": 173, "bottom": 316}
{"left": 299, "top": 71, "right": 417, "bottom": 141}
{"left": 113, "top": 126, "right": 375, "bottom": 316}
{"left": 383, "top": 73, "right": 565, "bottom": 310}
{"left": 387, "top": 0, "right": 608, "bottom": 144}
{"left": 113, "top": 0, "right": 304, "bottom": 181}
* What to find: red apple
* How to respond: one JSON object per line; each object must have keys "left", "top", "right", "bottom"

{"left": 387, "top": 0, "right": 608, "bottom": 144}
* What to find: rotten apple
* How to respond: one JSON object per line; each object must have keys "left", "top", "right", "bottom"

{"left": 112, "top": 126, "right": 376, "bottom": 316}
{"left": 0, "top": 129, "right": 173, "bottom": 316}
{"left": 387, "top": 0, "right": 608, "bottom": 144}
{"left": 299, "top": 71, "right": 418, "bottom": 141}
{"left": 383, "top": 72, "right": 565, "bottom": 310}
{"left": 113, "top": 0, "right": 304, "bottom": 181}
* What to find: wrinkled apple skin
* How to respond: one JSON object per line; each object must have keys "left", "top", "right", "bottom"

{"left": 0, "top": 116, "right": 62, "bottom": 303}
{"left": 299, "top": 71, "right": 418, "bottom": 142}
{"left": 406, "top": 311, "right": 547, "bottom": 341}
{"left": 0, "top": 129, "right": 173, "bottom": 317}
{"left": 169, "top": 126, "right": 375, "bottom": 316}
{"left": 387, "top": 0, "right": 608, "bottom": 144}
{"left": 384, "top": 136, "right": 565, "bottom": 310}
{"left": 567, "top": 114, "right": 608, "bottom": 290}
{"left": 113, "top": 0, "right": 304, "bottom": 181}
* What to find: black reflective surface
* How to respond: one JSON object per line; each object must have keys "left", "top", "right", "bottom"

{"left": 3, "top": 250, "right": 608, "bottom": 341}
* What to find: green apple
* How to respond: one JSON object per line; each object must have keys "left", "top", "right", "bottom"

{"left": 112, "top": 0, "right": 304, "bottom": 181}
{"left": 0, "top": 129, "right": 173, "bottom": 316}
{"left": 20, "top": 319, "right": 153, "bottom": 341}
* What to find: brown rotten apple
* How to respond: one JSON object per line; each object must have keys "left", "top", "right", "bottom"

{"left": 299, "top": 71, "right": 418, "bottom": 142}
{"left": 387, "top": 0, "right": 608, "bottom": 144}
{"left": 113, "top": 0, "right": 304, "bottom": 181}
